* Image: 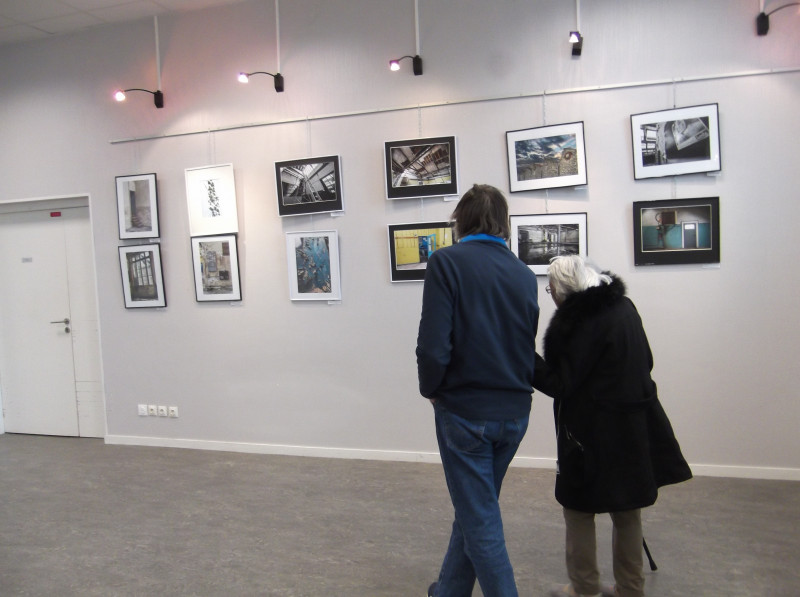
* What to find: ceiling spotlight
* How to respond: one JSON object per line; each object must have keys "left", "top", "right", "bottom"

{"left": 569, "top": 31, "right": 583, "bottom": 56}
{"left": 757, "top": 2, "right": 800, "bottom": 36}
{"left": 389, "top": 55, "right": 423, "bottom": 76}
{"left": 237, "top": 71, "right": 284, "bottom": 92}
{"left": 113, "top": 88, "right": 164, "bottom": 108}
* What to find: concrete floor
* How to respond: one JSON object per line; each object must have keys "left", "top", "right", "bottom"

{"left": 1, "top": 434, "right": 798, "bottom": 596}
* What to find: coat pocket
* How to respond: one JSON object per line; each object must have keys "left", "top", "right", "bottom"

{"left": 558, "top": 426, "right": 595, "bottom": 489}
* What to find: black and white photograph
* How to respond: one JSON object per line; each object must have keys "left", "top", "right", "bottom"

{"left": 631, "top": 104, "right": 721, "bottom": 179}
{"left": 633, "top": 197, "right": 720, "bottom": 266}
{"left": 185, "top": 164, "right": 239, "bottom": 236}
{"left": 118, "top": 243, "right": 166, "bottom": 308}
{"left": 190, "top": 234, "right": 242, "bottom": 302}
{"left": 275, "top": 155, "right": 343, "bottom": 217}
{"left": 384, "top": 136, "right": 458, "bottom": 200}
{"left": 115, "top": 173, "right": 159, "bottom": 239}
{"left": 506, "top": 122, "right": 587, "bottom": 192}
{"left": 387, "top": 221, "right": 454, "bottom": 282}
{"left": 285, "top": 230, "right": 341, "bottom": 301}
{"left": 510, "top": 213, "right": 588, "bottom": 275}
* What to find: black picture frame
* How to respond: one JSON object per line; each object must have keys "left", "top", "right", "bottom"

{"left": 190, "top": 234, "right": 242, "bottom": 302}
{"left": 384, "top": 136, "right": 458, "bottom": 200}
{"left": 115, "top": 173, "right": 159, "bottom": 239}
{"left": 118, "top": 243, "right": 166, "bottom": 308}
{"left": 632, "top": 197, "right": 720, "bottom": 266}
{"left": 387, "top": 221, "right": 454, "bottom": 282}
{"left": 275, "top": 155, "right": 343, "bottom": 217}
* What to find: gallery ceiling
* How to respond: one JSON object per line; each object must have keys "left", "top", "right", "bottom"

{"left": 0, "top": 0, "right": 245, "bottom": 47}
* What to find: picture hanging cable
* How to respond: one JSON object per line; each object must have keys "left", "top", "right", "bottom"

{"left": 542, "top": 90, "right": 548, "bottom": 125}
{"left": 207, "top": 130, "right": 217, "bottom": 164}
{"left": 306, "top": 116, "right": 312, "bottom": 156}
{"left": 417, "top": 105, "right": 422, "bottom": 137}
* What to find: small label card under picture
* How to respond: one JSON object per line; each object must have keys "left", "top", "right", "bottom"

{"left": 185, "top": 164, "right": 239, "bottom": 236}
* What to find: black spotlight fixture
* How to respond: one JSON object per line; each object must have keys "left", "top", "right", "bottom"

{"left": 757, "top": 2, "right": 800, "bottom": 35}
{"left": 389, "top": 54, "right": 423, "bottom": 76}
{"left": 238, "top": 71, "right": 285, "bottom": 92}
{"left": 569, "top": 31, "right": 583, "bottom": 56}
{"left": 113, "top": 88, "right": 164, "bottom": 108}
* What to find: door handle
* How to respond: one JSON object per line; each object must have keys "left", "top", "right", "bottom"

{"left": 50, "top": 318, "right": 70, "bottom": 325}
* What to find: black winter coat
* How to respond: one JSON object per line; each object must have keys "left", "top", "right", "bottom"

{"left": 534, "top": 275, "right": 692, "bottom": 513}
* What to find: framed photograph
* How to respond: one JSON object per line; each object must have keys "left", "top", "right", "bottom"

{"left": 285, "top": 230, "right": 341, "bottom": 301}
{"left": 118, "top": 243, "right": 166, "bottom": 308}
{"left": 630, "top": 103, "right": 721, "bottom": 179}
{"left": 388, "top": 221, "right": 454, "bottom": 282}
{"left": 506, "top": 122, "right": 587, "bottom": 192}
{"left": 190, "top": 234, "right": 242, "bottom": 302}
{"left": 275, "top": 155, "right": 343, "bottom": 217}
{"left": 185, "top": 164, "right": 238, "bottom": 236}
{"left": 510, "top": 213, "right": 588, "bottom": 276}
{"left": 384, "top": 135, "right": 458, "bottom": 200}
{"left": 632, "top": 197, "right": 720, "bottom": 266}
{"left": 115, "top": 173, "right": 159, "bottom": 239}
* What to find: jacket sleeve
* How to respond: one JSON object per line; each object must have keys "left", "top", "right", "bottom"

{"left": 416, "top": 254, "right": 454, "bottom": 398}
{"left": 533, "top": 353, "right": 560, "bottom": 398}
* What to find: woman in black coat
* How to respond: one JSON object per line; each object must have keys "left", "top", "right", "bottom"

{"left": 534, "top": 255, "right": 692, "bottom": 597}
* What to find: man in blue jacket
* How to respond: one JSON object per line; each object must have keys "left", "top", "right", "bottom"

{"left": 417, "top": 184, "right": 540, "bottom": 597}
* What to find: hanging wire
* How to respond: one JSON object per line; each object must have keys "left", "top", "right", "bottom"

{"left": 306, "top": 116, "right": 312, "bottom": 155}
{"left": 207, "top": 130, "right": 217, "bottom": 164}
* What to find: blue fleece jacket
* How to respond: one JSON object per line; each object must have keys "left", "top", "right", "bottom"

{"left": 416, "top": 237, "right": 540, "bottom": 420}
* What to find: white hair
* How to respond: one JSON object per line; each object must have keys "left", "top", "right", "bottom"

{"left": 547, "top": 255, "right": 611, "bottom": 302}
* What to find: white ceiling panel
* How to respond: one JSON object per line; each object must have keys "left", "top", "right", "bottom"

{"left": 0, "top": 0, "right": 245, "bottom": 46}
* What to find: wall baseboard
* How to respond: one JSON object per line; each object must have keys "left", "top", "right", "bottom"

{"left": 104, "top": 435, "right": 800, "bottom": 481}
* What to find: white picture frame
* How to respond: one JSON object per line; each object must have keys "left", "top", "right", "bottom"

{"left": 506, "top": 122, "right": 588, "bottom": 192}
{"left": 630, "top": 103, "right": 721, "bottom": 179}
{"left": 285, "top": 230, "right": 341, "bottom": 301}
{"left": 185, "top": 164, "right": 239, "bottom": 236}
{"left": 510, "top": 212, "right": 588, "bottom": 276}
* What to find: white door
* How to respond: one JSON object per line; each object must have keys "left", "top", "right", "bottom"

{"left": 0, "top": 203, "right": 104, "bottom": 437}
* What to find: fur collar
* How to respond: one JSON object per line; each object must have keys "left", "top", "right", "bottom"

{"left": 543, "top": 274, "right": 626, "bottom": 358}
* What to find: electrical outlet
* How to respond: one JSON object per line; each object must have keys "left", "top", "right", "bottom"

{"left": 168, "top": 406, "right": 179, "bottom": 418}
{"left": 147, "top": 404, "right": 158, "bottom": 416}
{"left": 157, "top": 405, "right": 168, "bottom": 417}
{"left": 138, "top": 404, "right": 148, "bottom": 416}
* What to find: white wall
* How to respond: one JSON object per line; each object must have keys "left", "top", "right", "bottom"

{"left": 1, "top": 0, "right": 798, "bottom": 479}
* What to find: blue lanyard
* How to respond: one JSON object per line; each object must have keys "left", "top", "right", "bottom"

{"left": 459, "top": 234, "right": 508, "bottom": 247}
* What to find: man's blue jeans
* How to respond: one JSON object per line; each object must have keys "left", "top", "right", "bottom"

{"left": 432, "top": 402, "right": 529, "bottom": 597}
